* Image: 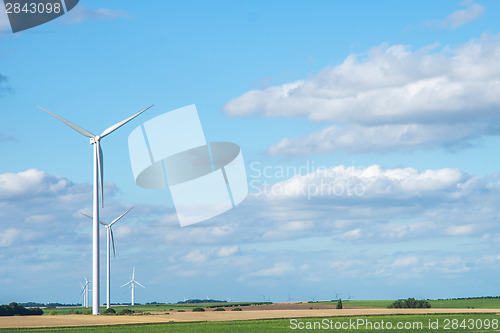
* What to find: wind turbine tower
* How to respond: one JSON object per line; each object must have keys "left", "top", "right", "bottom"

{"left": 79, "top": 281, "right": 87, "bottom": 308}
{"left": 121, "top": 267, "right": 145, "bottom": 306}
{"left": 37, "top": 104, "right": 153, "bottom": 314}
{"left": 81, "top": 207, "right": 133, "bottom": 309}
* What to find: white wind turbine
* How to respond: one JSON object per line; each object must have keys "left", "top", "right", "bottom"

{"left": 79, "top": 274, "right": 90, "bottom": 308}
{"left": 79, "top": 281, "right": 88, "bottom": 308}
{"left": 37, "top": 104, "right": 153, "bottom": 315}
{"left": 121, "top": 267, "right": 145, "bottom": 306}
{"left": 81, "top": 207, "right": 133, "bottom": 309}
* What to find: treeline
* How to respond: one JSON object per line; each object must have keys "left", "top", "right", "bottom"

{"left": 0, "top": 302, "right": 43, "bottom": 316}
{"left": 436, "top": 296, "right": 500, "bottom": 300}
{"left": 388, "top": 298, "right": 431, "bottom": 308}
{"left": 19, "top": 302, "right": 81, "bottom": 308}
{"left": 176, "top": 299, "right": 227, "bottom": 304}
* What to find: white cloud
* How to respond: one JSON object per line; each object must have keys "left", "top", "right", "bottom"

{"left": 391, "top": 256, "right": 419, "bottom": 268}
{"left": 381, "top": 221, "right": 436, "bottom": 239}
{"left": 446, "top": 224, "right": 475, "bottom": 235}
{"left": 182, "top": 250, "right": 208, "bottom": 263}
{"left": 438, "top": 2, "right": 485, "bottom": 29}
{"left": 2, "top": 167, "right": 500, "bottom": 302}
{"left": 341, "top": 228, "right": 362, "bottom": 240}
{"left": 224, "top": 35, "right": 500, "bottom": 155}
{"left": 217, "top": 245, "right": 239, "bottom": 257}
{"left": 269, "top": 123, "right": 481, "bottom": 155}
{"left": 262, "top": 165, "right": 464, "bottom": 200}
{"left": 62, "top": 5, "right": 129, "bottom": 24}
{"left": 0, "top": 169, "right": 73, "bottom": 200}
{"left": 249, "top": 262, "right": 294, "bottom": 277}
{"left": 0, "top": 228, "right": 20, "bottom": 247}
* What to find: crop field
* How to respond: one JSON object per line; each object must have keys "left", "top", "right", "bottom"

{"left": 335, "top": 297, "right": 500, "bottom": 309}
{"left": 39, "top": 302, "right": 269, "bottom": 316}
{"left": 3, "top": 313, "right": 500, "bottom": 332}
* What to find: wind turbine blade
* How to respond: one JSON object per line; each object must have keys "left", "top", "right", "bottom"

{"left": 36, "top": 105, "right": 95, "bottom": 138}
{"left": 97, "top": 142, "right": 104, "bottom": 208}
{"left": 100, "top": 105, "right": 153, "bottom": 139}
{"left": 121, "top": 280, "right": 133, "bottom": 288}
{"left": 132, "top": 267, "right": 135, "bottom": 280}
{"left": 110, "top": 228, "right": 116, "bottom": 258}
{"left": 136, "top": 281, "right": 146, "bottom": 288}
{"left": 80, "top": 212, "right": 93, "bottom": 219}
{"left": 80, "top": 282, "right": 86, "bottom": 294}
{"left": 109, "top": 207, "right": 133, "bottom": 226}
{"left": 79, "top": 212, "right": 108, "bottom": 226}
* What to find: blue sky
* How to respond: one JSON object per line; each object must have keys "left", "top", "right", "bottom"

{"left": 2, "top": 0, "right": 500, "bottom": 305}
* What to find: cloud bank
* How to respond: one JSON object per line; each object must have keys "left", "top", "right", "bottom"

{"left": 1, "top": 165, "right": 500, "bottom": 302}
{"left": 224, "top": 34, "right": 500, "bottom": 155}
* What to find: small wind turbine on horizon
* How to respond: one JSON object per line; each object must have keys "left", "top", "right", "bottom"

{"left": 121, "top": 267, "right": 145, "bottom": 306}
{"left": 37, "top": 104, "right": 153, "bottom": 315}
{"left": 79, "top": 274, "right": 90, "bottom": 308}
{"left": 81, "top": 207, "right": 133, "bottom": 309}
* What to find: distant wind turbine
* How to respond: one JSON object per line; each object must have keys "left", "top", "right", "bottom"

{"left": 37, "top": 104, "right": 153, "bottom": 315}
{"left": 81, "top": 207, "right": 133, "bottom": 309}
{"left": 79, "top": 281, "right": 87, "bottom": 308}
{"left": 79, "top": 274, "right": 90, "bottom": 308}
{"left": 121, "top": 267, "right": 145, "bottom": 306}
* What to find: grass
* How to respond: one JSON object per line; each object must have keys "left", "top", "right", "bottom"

{"left": 40, "top": 302, "right": 267, "bottom": 316}
{"left": 4, "top": 314, "right": 500, "bottom": 332}
{"left": 320, "top": 297, "right": 500, "bottom": 309}
{"left": 332, "top": 300, "right": 395, "bottom": 308}
{"left": 429, "top": 298, "right": 500, "bottom": 309}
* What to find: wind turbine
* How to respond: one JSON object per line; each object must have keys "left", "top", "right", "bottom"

{"left": 346, "top": 290, "right": 353, "bottom": 301}
{"left": 121, "top": 267, "right": 145, "bottom": 306}
{"left": 37, "top": 104, "right": 153, "bottom": 315}
{"left": 79, "top": 281, "right": 87, "bottom": 307}
{"left": 81, "top": 207, "right": 133, "bottom": 309}
{"left": 79, "top": 274, "right": 90, "bottom": 308}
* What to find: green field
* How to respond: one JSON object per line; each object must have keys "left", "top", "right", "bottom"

{"left": 39, "top": 298, "right": 500, "bottom": 316}
{"left": 4, "top": 314, "right": 500, "bottom": 332}
{"left": 336, "top": 297, "right": 500, "bottom": 309}
{"left": 40, "top": 302, "right": 267, "bottom": 316}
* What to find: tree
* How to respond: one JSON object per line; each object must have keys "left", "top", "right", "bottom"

{"left": 388, "top": 298, "right": 431, "bottom": 309}
{"left": 336, "top": 298, "right": 343, "bottom": 309}
{"left": 0, "top": 302, "right": 43, "bottom": 316}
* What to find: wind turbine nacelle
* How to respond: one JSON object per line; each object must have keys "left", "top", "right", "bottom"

{"left": 2, "top": 0, "right": 79, "bottom": 33}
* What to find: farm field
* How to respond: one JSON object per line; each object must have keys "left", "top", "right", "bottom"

{"left": 38, "top": 297, "right": 500, "bottom": 317}
{"left": 338, "top": 298, "right": 500, "bottom": 309}
{"left": 37, "top": 302, "right": 271, "bottom": 316}
{"left": 3, "top": 313, "right": 500, "bottom": 332}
